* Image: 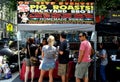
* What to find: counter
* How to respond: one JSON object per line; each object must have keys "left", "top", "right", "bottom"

{"left": 20, "top": 60, "right": 75, "bottom": 80}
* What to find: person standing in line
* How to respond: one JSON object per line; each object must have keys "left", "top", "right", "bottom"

{"left": 58, "top": 32, "right": 70, "bottom": 82}
{"left": 24, "top": 38, "right": 30, "bottom": 82}
{"left": 42, "top": 38, "right": 48, "bottom": 46}
{"left": 38, "top": 35, "right": 57, "bottom": 82}
{"left": 35, "top": 43, "right": 43, "bottom": 60}
{"left": 24, "top": 37, "right": 37, "bottom": 82}
{"left": 36, "top": 38, "right": 48, "bottom": 65}
{"left": 75, "top": 32, "right": 92, "bottom": 82}
{"left": 98, "top": 43, "right": 108, "bottom": 82}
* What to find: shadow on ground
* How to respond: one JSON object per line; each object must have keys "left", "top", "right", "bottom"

{"left": 12, "top": 76, "right": 76, "bottom": 82}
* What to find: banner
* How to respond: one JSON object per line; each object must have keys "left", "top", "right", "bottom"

{"left": 17, "top": 1, "right": 94, "bottom": 24}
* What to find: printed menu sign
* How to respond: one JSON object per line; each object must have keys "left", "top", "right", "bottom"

{"left": 17, "top": 1, "right": 94, "bottom": 24}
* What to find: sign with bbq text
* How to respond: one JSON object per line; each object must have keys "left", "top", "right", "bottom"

{"left": 17, "top": 1, "right": 94, "bottom": 24}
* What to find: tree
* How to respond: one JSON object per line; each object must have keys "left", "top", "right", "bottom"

{"left": 95, "top": 0, "right": 120, "bottom": 16}
{"left": 9, "top": 0, "right": 17, "bottom": 11}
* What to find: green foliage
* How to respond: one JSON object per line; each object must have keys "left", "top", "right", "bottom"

{"left": 9, "top": 0, "right": 17, "bottom": 11}
{"left": 95, "top": 0, "right": 120, "bottom": 16}
{"left": 8, "top": 31, "right": 15, "bottom": 39}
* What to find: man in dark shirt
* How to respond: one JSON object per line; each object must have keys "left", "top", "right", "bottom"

{"left": 58, "top": 32, "right": 69, "bottom": 82}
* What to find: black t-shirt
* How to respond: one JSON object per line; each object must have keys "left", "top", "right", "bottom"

{"left": 29, "top": 44, "right": 37, "bottom": 57}
{"left": 26, "top": 43, "right": 37, "bottom": 58}
{"left": 58, "top": 40, "right": 70, "bottom": 64}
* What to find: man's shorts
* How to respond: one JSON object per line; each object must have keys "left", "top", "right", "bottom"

{"left": 58, "top": 63, "right": 68, "bottom": 76}
{"left": 75, "top": 62, "right": 90, "bottom": 79}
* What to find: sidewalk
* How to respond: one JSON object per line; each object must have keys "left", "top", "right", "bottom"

{"left": 0, "top": 72, "right": 19, "bottom": 82}
{"left": 0, "top": 71, "right": 75, "bottom": 82}
{"left": 12, "top": 76, "right": 75, "bottom": 82}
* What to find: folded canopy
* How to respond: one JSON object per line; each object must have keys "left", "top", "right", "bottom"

{"left": 18, "top": 24, "right": 95, "bottom": 31}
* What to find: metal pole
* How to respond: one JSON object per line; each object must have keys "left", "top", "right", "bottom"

{"left": 17, "top": 1, "right": 21, "bottom": 72}
{"left": 93, "top": 0, "right": 97, "bottom": 81}
{"left": 93, "top": 31, "right": 97, "bottom": 82}
{"left": 17, "top": 31, "right": 21, "bottom": 73}
{"left": 17, "top": 40, "right": 21, "bottom": 73}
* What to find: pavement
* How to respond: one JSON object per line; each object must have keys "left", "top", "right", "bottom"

{"left": 0, "top": 71, "right": 75, "bottom": 82}
{"left": 12, "top": 76, "right": 75, "bottom": 82}
{"left": 1, "top": 71, "right": 120, "bottom": 82}
{"left": 0, "top": 72, "right": 19, "bottom": 82}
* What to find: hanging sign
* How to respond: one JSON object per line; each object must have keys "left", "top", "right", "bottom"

{"left": 6, "top": 23, "right": 13, "bottom": 32}
{"left": 17, "top": 1, "right": 94, "bottom": 24}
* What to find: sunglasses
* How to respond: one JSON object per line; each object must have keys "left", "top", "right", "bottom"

{"left": 79, "top": 35, "right": 82, "bottom": 37}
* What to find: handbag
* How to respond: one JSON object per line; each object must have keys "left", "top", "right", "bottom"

{"left": 28, "top": 44, "right": 38, "bottom": 64}
{"left": 30, "top": 56, "right": 38, "bottom": 64}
